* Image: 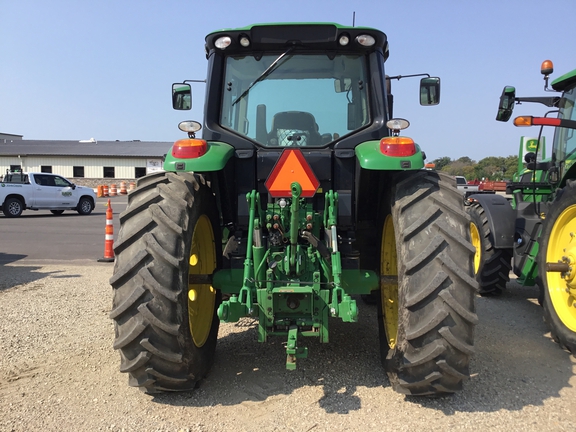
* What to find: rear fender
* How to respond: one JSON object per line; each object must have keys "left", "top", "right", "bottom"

{"left": 468, "top": 193, "right": 515, "bottom": 248}
{"left": 355, "top": 141, "right": 425, "bottom": 170}
{"left": 2, "top": 193, "right": 27, "bottom": 207}
{"left": 163, "top": 141, "right": 234, "bottom": 172}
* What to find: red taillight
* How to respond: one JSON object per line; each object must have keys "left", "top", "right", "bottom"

{"left": 171, "top": 139, "right": 208, "bottom": 158}
{"left": 380, "top": 137, "right": 416, "bottom": 157}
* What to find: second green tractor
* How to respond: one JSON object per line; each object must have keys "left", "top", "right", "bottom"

{"left": 467, "top": 60, "right": 576, "bottom": 357}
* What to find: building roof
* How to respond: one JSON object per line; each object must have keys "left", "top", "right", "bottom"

{"left": 0, "top": 139, "right": 172, "bottom": 158}
{"left": 0, "top": 133, "right": 24, "bottom": 139}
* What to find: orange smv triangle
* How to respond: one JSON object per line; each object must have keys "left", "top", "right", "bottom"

{"left": 265, "top": 149, "right": 320, "bottom": 198}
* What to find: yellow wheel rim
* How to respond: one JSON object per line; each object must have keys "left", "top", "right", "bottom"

{"left": 188, "top": 214, "right": 217, "bottom": 347}
{"left": 546, "top": 204, "right": 576, "bottom": 332}
{"left": 470, "top": 221, "right": 482, "bottom": 274}
{"left": 381, "top": 215, "right": 398, "bottom": 349}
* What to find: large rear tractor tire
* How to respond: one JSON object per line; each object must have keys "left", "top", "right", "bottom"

{"left": 538, "top": 181, "right": 576, "bottom": 356}
{"left": 110, "top": 171, "right": 222, "bottom": 392}
{"left": 466, "top": 202, "right": 512, "bottom": 296}
{"left": 378, "top": 171, "right": 478, "bottom": 396}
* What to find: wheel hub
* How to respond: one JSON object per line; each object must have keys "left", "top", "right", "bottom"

{"left": 558, "top": 252, "right": 576, "bottom": 289}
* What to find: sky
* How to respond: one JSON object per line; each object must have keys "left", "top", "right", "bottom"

{"left": 1, "top": 0, "right": 574, "bottom": 162}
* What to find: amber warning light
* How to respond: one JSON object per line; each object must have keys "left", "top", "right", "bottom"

{"left": 265, "top": 149, "right": 320, "bottom": 198}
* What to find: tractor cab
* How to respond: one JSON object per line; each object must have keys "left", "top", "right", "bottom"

{"left": 167, "top": 23, "right": 440, "bottom": 234}
{"left": 172, "top": 23, "right": 439, "bottom": 150}
{"left": 496, "top": 60, "right": 576, "bottom": 186}
{"left": 548, "top": 74, "right": 576, "bottom": 183}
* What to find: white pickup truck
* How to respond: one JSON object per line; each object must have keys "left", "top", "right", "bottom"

{"left": 455, "top": 176, "right": 479, "bottom": 196}
{"left": 0, "top": 172, "right": 96, "bottom": 217}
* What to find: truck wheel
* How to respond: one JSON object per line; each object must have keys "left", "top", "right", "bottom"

{"left": 378, "top": 171, "right": 478, "bottom": 396}
{"left": 3, "top": 197, "right": 24, "bottom": 217}
{"left": 110, "top": 171, "right": 222, "bottom": 392}
{"left": 538, "top": 182, "right": 576, "bottom": 356}
{"left": 466, "top": 202, "right": 512, "bottom": 296}
{"left": 76, "top": 197, "right": 94, "bottom": 215}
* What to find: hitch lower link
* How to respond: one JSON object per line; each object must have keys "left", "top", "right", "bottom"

{"left": 217, "top": 184, "right": 358, "bottom": 370}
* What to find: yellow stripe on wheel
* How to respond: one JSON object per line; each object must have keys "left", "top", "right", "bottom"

{"left": 381, "top": 215, "right": 399, "bottom": 349}
{"left": 188, "top": 214, "right": 217, "bottom": 347}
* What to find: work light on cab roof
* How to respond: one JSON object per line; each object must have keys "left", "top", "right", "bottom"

{"left": 356, "top": 34, "right": 375, "bottom": 46}
{"left": 239, "top": 35, "right": 250, "bottom": 47}
{"left": 215, "top": 36, "right": 232, "bottom": 49}
{"left": 338, "top": 34, "right": 350, "bottom": 46}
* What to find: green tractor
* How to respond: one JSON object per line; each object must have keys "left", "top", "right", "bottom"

{"left": 466, "top": 135, "right": 547, "bottom": 297}
{"left": 110, "top": 23, "right": 477, "bottom": 396}
{"left": 467, "top": 60, "right": 576, "bottom": 356}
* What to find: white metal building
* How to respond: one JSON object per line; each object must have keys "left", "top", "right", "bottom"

{"left": 0, "top": 138, "right": 171, "bottom": 179}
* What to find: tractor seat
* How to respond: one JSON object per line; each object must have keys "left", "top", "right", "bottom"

{"left": 269, "top": 111, "right": 322, "bottom": 147}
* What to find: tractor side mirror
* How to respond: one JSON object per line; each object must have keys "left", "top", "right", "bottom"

{"left": 496, "top": 86, "right": 516, "bottom": 122}
{"left": 419, "top": 77, "right": 440, "bottom": 106}
{"left": 172, "top": 83, "right": 192, "bottom": 110}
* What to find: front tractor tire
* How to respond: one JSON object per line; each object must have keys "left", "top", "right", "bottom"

{"left": 110, "top": 171, "right": 222, "bottom": 393}
{"left": 538, "top": 181, "right": 576, "bottom": 356}
{"left": 466, "top": 202, "right": 512, "bottom": 296}
{"left": 378, "top": 171, "right": 478, "bottom": 396}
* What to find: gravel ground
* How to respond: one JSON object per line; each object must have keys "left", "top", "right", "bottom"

{"left": 0, "top": 262, "right": 575, "bottom": 432}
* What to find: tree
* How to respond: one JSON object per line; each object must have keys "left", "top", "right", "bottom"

{"left": 474, "top": 156, "right": 519, "bottom": 180}
{"left": 442, "top": 160, "right": 472, "bottom": 177}
{"left": 436, "top": 155, "right": 519, "bottom": 181}
{"left": 503, "top": 155, "right": 519, "bottom": 178}
{"left": 431, "top": 156, "right": 452, "bottom": 171}
{"left": 456, "top": 156, "right": 475, "bottom": 165}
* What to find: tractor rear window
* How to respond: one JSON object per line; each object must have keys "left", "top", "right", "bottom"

{"left": 220, "top": 53, "right": 369, "bottom": 147}
{"left": 555, "top": 87, "right": 576, "bottom": 165}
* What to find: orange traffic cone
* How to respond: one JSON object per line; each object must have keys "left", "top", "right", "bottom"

{"left": 98, "top": 199, "right": 115, "bottom": 262}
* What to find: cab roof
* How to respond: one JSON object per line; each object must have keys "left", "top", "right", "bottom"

{"left": 205, "top": 22, "right": 388, "bottom": 59}
{"left": 551, "top": 68, "right": 576, "bottom": 92}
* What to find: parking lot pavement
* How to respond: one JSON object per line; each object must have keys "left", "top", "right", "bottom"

{"left": 0, "top": 197, "right": 127, "bottom": 264}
